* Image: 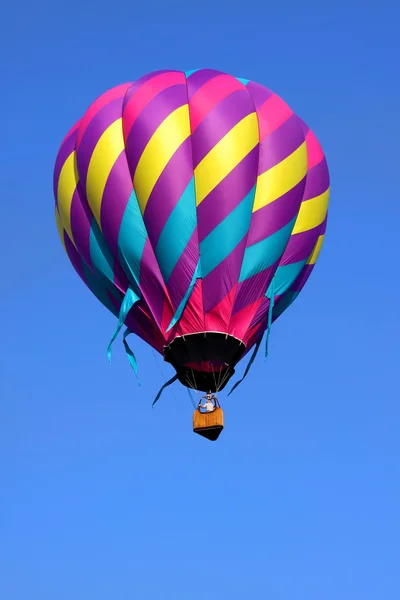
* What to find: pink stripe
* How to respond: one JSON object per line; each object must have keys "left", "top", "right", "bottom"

{"left": 189, "top": 74, "right": 245, "bottom": 131}
{"left": 229, "top": 298, "right": 264, "bottom": 341}
{"left": 122, "top": 71, "right": 186, "bottom": 140}
{"left": 204, "top": 285, "right": 238, "bottom": 333}
{"left": 76, "top": 83, "right": 132, "bottom": 147}
{"left": 203, "top": 236, "right": 248, "bottom": 316}
{"left": 257, "top": 94, "right": 293, "bottom": 140}
{"left": 232, "top": 259, "right": 280, "bottom": 318}
{"left": 245, "top": 81, "right": 273, "bottom": 109}
{"left": 242, "top": 320, "right": 265, "bottom": 349}
{"left": 174, "top": 279, "right": 205, "bottom": 338}
{"left": 305, "top": 129, "right": 325, "bottom": 169}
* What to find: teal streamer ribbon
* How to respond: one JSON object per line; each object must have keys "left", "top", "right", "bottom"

{"left": 166, "top": 262, "right": 201, "bottom": 332}
{"left": 107, "top": 287, "right": 140, "bottom": 363}
{"left": 152, "top": 374, "right": 179, "bottom": 407}
{"left": 123, "top": 329, "right": 141, "bottom": 387}
{"left": 264, "top": 279, "right": 275, "bottom": 359}
{"left": 227, "top": 337, "right": 263, "bottom": 396}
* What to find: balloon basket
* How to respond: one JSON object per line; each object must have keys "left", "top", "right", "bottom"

{"left": 193, "top": 407, "right": 224, "bottom": 441}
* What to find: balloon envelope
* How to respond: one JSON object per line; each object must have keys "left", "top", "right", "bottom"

{"left": 54, "top": 69, "right": 330, "bottom": 392}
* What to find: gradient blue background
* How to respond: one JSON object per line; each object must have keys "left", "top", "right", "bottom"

{"left": 1, "top": 0, "right": 399, "bottom": 598}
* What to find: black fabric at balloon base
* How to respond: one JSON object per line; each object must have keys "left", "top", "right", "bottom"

{"left": 163, "top": 332, "right": 245, "bottom": 392}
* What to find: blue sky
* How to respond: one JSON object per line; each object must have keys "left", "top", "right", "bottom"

{"left": 1, "top": 0, "right": 399, "bottom": 598}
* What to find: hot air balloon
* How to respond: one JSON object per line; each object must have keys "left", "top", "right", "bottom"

{"left": 53, "top": 68, "right": 330, "bottom": 440}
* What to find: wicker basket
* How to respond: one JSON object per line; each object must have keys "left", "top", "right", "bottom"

{"left": 193, "top": 407, "right": 224, "bottom": 441}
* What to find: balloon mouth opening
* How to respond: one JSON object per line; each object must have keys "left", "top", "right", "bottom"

{"left": 163, "top": 332, "right": 245, "bottom": 393}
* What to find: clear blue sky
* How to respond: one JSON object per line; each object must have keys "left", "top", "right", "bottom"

{"left": 1, "top": 1, "right": 399, "bottom": 598}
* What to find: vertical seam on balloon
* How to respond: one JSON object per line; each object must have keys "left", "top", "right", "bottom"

{"left": 226, "top": 80, "right": 261, "bottom": 338}
{"left": 125, "top": 81, "right": 177, "bottom": 332}
{"left": 184, "top": 70, "right": 205, "bottom": 330}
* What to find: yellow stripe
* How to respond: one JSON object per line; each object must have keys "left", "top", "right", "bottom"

{"left": 55, "top": 207, "right": 67, "bottom": 253}
{"left": 194, "top": 112, "right": 259, "bottom": 206}
{"left": 307, "top": 234, "right": 324, "bottom": 265}
{"left": 133, "top": 105, "right": 191, "bottom": 213}
{"left": 57, "top": 151, "right": 79, "bottom": 243}
{"left": 292, "top": 187, "right": 330, "bottom": 235}
{"left": 86, "top": 118, "right": 125, "bottom": 227}
{"left": 253, "top": 142, "right": 307, "bottom": 212}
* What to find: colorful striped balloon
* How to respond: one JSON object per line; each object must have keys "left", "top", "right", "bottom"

{"left": 53, "top": 68, "right": 330, "bottom": 397}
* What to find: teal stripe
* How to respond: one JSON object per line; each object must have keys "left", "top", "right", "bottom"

{"left": 200, "top": 186, "right": 256, "bottom": 278}
{"left": 267, "top": 260, "right": 307, "bottom": 297}
{"left": 82, "top": 264, "right": 119, "bottom": 318}
{"left": 185, "top": 69, "right": 200, "bottom": 77}
{"left": 155, "top": 177, "right": 196, "bottom": 282}
{"left": 236, "top": 77, "right": 250, "bottom": 86}
{"left": 273, "top": 290, "right": 299, "bottom": 319}
{"left": 239, "top": 217, "right": 296, "bottom": 282}
{"left": 118, "top": 190, "right": 147, "bottom": 287}
{"left": 89, "top": 218, "right": 115, "bottom": 284}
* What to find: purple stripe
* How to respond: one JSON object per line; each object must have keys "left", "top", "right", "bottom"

{"left": 303, "top": 157, "right": 330, "bottom": 200}
{"left": 143, "top": 137, "right": 193, "bottom": 247}
{"left": 124, "top": 84, "right": 188, "bottom": 181}
{"left": 232, "top": 261, "right": 280, "bottom": 316}
{"left": 53, "top": 131, "right": 77, "bottom": 200}
{"left": 258, "top": 114, "right": 305, "bottom": 174}
{"left": 299, "top": 117, "right": 310, "bottom": 137}
{"left": 278, "top": 212, "right": 327, "bottom": 268}
{"left": 248, "top": 296, "right": 277, "bottom": 331}
{"left": 320, "top": 214, "right": 328, "bottom": 234}
{"left": 70, "top": 176, "right": 131, "bottom": 294}
{"left": 100, "top": 151, "right": 133, "bottom": 256}
{"left": 191, "top": 89, "right": 255, "bottom": 168}
{"left": 247, "top": 178, "right": 306, "bottom": 246}
{"left": 248, "top": 297, "right": 271, "bottom": 330}
{"left": 280, "top": 227, "right": 322, "bottom": 264}
{"left": 126, "top": 306, "right": 163, "bottom": 352}
{"left": 112, "top": 262, "right": 130, "bottom": 293}
{"left": 165, "top": 230, "right": 198, "bottom": 310}
{"left": 76, "top": 98, "right": 123, "bottom": 187}
{"left": 69, "top": 185, "right": 92, "bottom": 269}
{"left": 186, "top": 69, "right": 222, "bottom": 98}
{"left": 64, "top": 233, "right": 86, "bottom": 283}
{"left": 122, "top": 70, "right": 174, "bottom": 106}
{"left": 197, "top": 146, "right": 259, "bottom": 242}
{"left": 291, "top": 263, "right": 314, "bottom": 292}
{"left": 246, "top": 81, "right": 273, "bottom": 110}
{"left": 203, "top": 235, "right": 248, "bottom": 313}
{"left": 139, "top": 238, "right": 168, "bottom": 327}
